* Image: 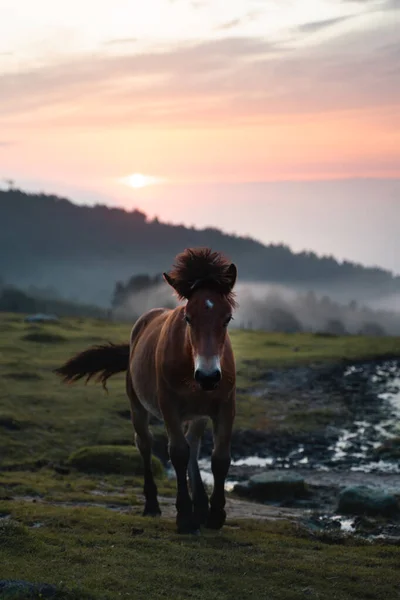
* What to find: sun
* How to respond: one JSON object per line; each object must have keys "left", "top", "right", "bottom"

{"left": 120, "top": 173, "right": 164, "bottom": 189}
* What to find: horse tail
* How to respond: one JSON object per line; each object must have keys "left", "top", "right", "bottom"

{"left": 54, "top": 342, "right": 130, "bottom": 390}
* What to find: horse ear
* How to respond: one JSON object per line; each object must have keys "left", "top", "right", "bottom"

{"left": 227, "top": 263, "right": 237, "bottom": 290}
{"left": 163, "top": 272, "right": 176, "bottom": 290}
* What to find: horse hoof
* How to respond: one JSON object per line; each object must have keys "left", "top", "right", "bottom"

{"left": 205, "top": 509, "right": 226, "bottom": 530}
{"left": 177, "top": 525, "right": 201, "bottom": 535}
{"left": 143, "top": 506, "right": 162, "bottom": 517}
{"left": 176, "top": 515, "right": 200, "bottom": 535}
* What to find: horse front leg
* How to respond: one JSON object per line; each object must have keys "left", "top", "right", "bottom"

{"left": 186, "top": 417, "right": 209, "bottom": 526}
{"left": 206, "top": 395, "right": 235, "bottom": 530}
{"left": 164, "top": 411, "right": 199, "bottom": 534}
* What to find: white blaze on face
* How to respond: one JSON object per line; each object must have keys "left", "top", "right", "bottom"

{"left": 194, "top": 299, "right": 221, "bottom": 376}
{"left": 194, "top": 354, "right": 221, "bottom": 375}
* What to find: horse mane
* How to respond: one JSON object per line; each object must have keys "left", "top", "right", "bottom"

{"left": 166, "top": 247, "right": 237, "bottom": 307}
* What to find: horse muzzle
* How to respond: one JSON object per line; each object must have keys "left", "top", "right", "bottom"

{"left": 194, "top": 367, "right": 222, "bottom": 391}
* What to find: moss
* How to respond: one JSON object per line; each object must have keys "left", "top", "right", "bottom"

{"left": 0, "top": 469, "right": 146, "bottom": 506}
{"left": 67, "top": 445, "right": 164, "bottom": 477}
{"left": 22, "top": 332, "right": 67, "bottom": 344}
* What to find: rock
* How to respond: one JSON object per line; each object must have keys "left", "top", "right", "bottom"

{"left": 373, "top": 437, "right": 400, "bottom": 460}
{"left": 67, "top": 445, "right": 164, "bottom": 477}
{"left": 0, "top": 579, "right": 93, "bottom": 599}
{"left": 0, "top": 415, "right": 22, "bottom": 430}
{"left": 233, "top": 471, "right": 308, "bottom": 502}
{"left": 0, "top": 580, "right": 59, "bottom": 599}
{"left": 24, "top": 313, "right": 59, "bottom": 323}
{"left": 337, "top": 486, "right": 399, "bottom": 518}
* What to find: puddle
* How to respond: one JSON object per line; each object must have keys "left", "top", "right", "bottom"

{"left": 311, "top": 514, "right": 356, "bottom": 533}
{"left": 326, "top": 367, "right": 400, "bottom": 473}
{"left": 196, "top": 463, "right": 239, "bottom": 492}
{"left": 198, "top": 361, "right": 400, "bottom": 484}
{"left": 330, "top": 515, "right": 355, "bottom": 533}
{"left": 231, "top": 456, "right": 275, "bottom": 467}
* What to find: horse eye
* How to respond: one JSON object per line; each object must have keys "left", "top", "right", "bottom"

{"left": 185, "top": 314, "right": 192, "bottom": 325}
{"left": 224, "top": 316, "right": 233, "bottom": 327}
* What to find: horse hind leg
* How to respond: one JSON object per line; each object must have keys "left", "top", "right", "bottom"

{"left": 186, "top": 417, "right": 209, "bottom": 526}
{"left": 126, "top": 374, "right": 161, "bottom": 517}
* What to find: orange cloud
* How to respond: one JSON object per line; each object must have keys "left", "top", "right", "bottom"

{"left": 1, "top": 16, "right": 399, "bottom": 186}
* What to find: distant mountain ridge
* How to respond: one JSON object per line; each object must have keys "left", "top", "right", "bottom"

{"left": 1, "top": 188, "right": 399, "bottom": 306}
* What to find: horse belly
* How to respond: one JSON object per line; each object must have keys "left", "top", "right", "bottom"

{"left": 130, "top": 353, "right": 163, "bottom": 420}
{"left": 128, "top": 309, "right": 169, "bottom": 421}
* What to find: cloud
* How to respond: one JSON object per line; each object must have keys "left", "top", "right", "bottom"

{"left": 215, "top": 9, "right": 264, "bottom": 31}
{"left": 342, "top": 0, "right": 399, "bottom": 6}
{"left": 0, "top": 17, "right": 399, "bottom": 129}
{"left": 296, "top": 16, "right": 353, "bottom": 33}
{"left": 103, "top": 38, "right": 137, "bottom": 46}
{"left": 216, "top": 18, "right": 244, "bottom": 31}
{"left": 0, "top": 37, "right": 279, "bottom": 117}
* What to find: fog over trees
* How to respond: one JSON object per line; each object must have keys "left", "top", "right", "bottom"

{"left": 1, "top": 188, "right": 399, "bottom": 335}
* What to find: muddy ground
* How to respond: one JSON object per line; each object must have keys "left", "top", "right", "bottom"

{"left": 191, "top": 358, "right": 400, "bottom": 539}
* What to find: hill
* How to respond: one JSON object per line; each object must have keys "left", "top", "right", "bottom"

{"left": 1, "top": 188, "right": 399, "bottom": 306}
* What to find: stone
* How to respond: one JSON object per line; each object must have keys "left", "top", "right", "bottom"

{"left": 373, "top": 437, "right": 400, "bottom": 460}
{"left": 233, "top": 471, "right": 308, "bottom": 501}
{"left": 337, "top": 486, "right": 399, "bottom": 518}
{"left": 0, "top": 579, "right": 94, "bottom": 599}
{"left": 0, "top": 580, "right": 59, "bottom": 599}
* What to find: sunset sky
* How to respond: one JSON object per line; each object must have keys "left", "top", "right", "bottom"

{"left": 1, "top": 0, "right": 399, "bottom": 271}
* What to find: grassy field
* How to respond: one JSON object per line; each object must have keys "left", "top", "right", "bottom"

{"left": 1, "top": 312, "right": 400, "bottom": 599}
{"left": 2, "top": 312, "right": 400, "bottom": 466}
{"left": 2, "top": 500, "right": 400, "bottom": 600}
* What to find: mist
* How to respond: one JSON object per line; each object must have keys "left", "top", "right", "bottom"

{"left": 111, "top": 280, "right": 400, "bottom": 336}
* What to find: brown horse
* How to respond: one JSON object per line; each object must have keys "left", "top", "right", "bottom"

{"left": 55, "top": 248, "right": 237, "bottom": 534}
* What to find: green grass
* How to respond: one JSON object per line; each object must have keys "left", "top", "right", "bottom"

{"left": 1, "top": 312, "right": 400, "bottom": 464}
{"left": 1, "top": 313, "right": 400, "bottom": 599}
{"left": 232, "top": 328, "right": 400, "bottom": 385}
{"left": 1, "top": 500, "right": 400, "bottom": 600}
{"left": 68, "top": 445, "right": 164, "bottom": 476}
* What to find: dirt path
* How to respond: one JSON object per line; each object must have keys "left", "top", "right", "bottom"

{"left": 9, "top": 494, "right": 306, "bottom": 524}
{"left": 154, "top": 495, "right": 305, "bottom": 522}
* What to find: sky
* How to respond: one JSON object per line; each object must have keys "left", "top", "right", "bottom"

{"left": 1, "top": 0, "right": 400, "bottom": 272}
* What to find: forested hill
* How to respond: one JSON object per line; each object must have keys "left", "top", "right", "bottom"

{"left": 1, "top": 189, "right": 399, "bottom": 305}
